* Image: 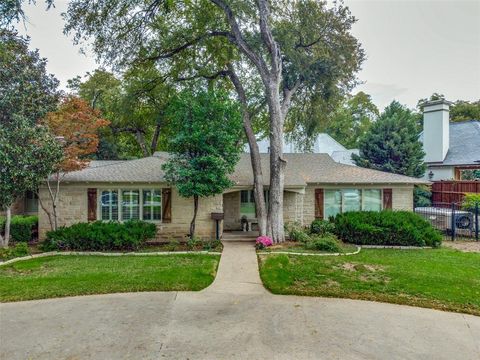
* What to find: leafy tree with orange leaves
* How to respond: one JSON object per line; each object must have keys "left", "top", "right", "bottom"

{"left": 40, "top": 96, "right": 110, "bottom": 230}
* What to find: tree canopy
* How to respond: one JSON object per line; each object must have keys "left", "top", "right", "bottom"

{"left": 417, "top": 93, "right": 480, "bottom": 122}
{"left": 162, "top": 90, "right": 243, "bottom": 237}
{"left": 353, "top": 101, "right": 426, "bottom": 178}
{"left": 64, "top": 0, "right": 364, "bottom": 242}
{"left": 0, "top": 29, "right": 60, "bottom": 126}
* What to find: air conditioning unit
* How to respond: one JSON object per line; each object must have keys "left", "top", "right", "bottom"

{"left": 415, "top": 207, "right": 474, "bottom": 235}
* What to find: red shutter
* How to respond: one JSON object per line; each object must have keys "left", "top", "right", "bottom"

{"left": 315, "top": 189, "right": 324, "bottom": 219}
{"left": 383, "top": 189, "right": 392, "bottom": 210}
{"left": 87, "top": 188, "right": 97, "bottom": 222}
{"left": 162, "top": 188, "right": 172, "bottom": 223}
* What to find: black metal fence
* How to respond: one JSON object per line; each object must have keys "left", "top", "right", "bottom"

{"left": 415, "top": 202, "right": 479, "bottom": 241}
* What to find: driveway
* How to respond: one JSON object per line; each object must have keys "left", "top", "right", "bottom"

{"left": 1, "top": 241, "right": 479, "bottom": 359}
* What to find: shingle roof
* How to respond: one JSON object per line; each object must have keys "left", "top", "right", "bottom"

{"left": 420, "top": 120, "right": 480, "bottom": 166}
{"left": 63, "top": 152, "right": 427, "bottom": 186}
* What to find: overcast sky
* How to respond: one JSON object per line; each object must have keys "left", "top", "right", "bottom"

{"left": 16, "top": 0, "right": 480, "bottom": 111}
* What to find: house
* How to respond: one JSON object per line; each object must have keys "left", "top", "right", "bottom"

{"left": 33, "top": 152, "right": 426, "bottom": 240}
{"left": 421, "top": 99, "right": 480, "bottom": 181}
{"left": 245, "top": 133, "right": 359, "bottom": 166}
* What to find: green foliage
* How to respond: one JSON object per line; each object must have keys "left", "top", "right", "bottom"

{"left": 418, "top": 94, "right": 480, "bottom": 123}
{"left": 187, "top": 237, "right": 201, "bottom": 251}
{"left": 42, "top": 221, "right": 157, "bottom": 251}
{"left": 334, "top": 211, "right": 442, "bottom": 247}
{"left": 166, "top": 238, "right": 180, "bottom": 252}
{"left": 310, "top": 219, "right": 336, "bottom": 236}
{"left": 0, "top": 216, "right": 38, "bottom": 243}
{"left": 0, "top": 242, "right": 30, "bottom": 260}
{"left": 304, "top": 234, "right": 342, "bottom": 253}
{"left": 202, "top": 240, "right": 222, "bottom": 252}
{"left": 323, "top": 92, "right": 378, "bottom": 149}
{"left": 414, "top": 185, "right": 432, "bottom": 207}
{"left": 163, "top": 89, "right": 243, "bottom": 198}
{"left": 353, "top": 101, "right": 426, "bottom": 178}
{"left": 0, "top": 119, "right": 63, "bottom": 214}
{"left": 0, "top": 0, "right": 54, "bottom": 27}
{"left": 462, "top": 193, "right": 480, "bottom": 212}
{"left": 0, "top": 29, "right": 59, "bottom": 126}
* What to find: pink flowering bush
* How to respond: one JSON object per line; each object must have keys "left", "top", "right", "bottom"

{"left": 256, "top": 236, "right": 273, "bottom": 249}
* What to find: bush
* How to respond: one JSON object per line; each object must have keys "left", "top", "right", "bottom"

{"left": 202, "top": 239, "right": 222, "bottom": 251}
{"left": 187, "top": 236, "right": 201, "bottom": 250}
{"left": 462, "top": 193, "right": 480, "bottom": 212}
{"left": 305, "top": 234, "right": 342, "bottom": 253}
{"left": 0, "top": 242, "right": 30, "bottom": 260}
{"left": 0, "top": 215, "right": 38, "bottom": 242}
{"left": 310, "top": 219, "right": 335, "bottom": 236}
{"left": 256, "top": 236, "right": 273, "bottom": 250}
{"left": 334, "top": 211, "right": 442, "bottom": 248}
{"left": 41, "top": 220, "right": 157, "bottom": 251}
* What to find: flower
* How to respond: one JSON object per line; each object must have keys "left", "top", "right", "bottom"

{"left": 256, "top": 236, "right": 273, "bottom": 247}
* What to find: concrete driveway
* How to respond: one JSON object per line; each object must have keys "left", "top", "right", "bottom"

{"left": 1, "top": 242, "right": 479, "bottom": 360}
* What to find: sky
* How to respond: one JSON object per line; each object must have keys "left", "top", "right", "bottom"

{"left": 16, "top": 0, "right": 480, "bottom": 111}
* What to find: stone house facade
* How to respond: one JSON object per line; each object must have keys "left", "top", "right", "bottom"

{"left": 32, "top": 152, "right": 425, "bottom": 241}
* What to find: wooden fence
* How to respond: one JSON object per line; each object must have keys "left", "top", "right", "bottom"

{"left": 432, "top": 181, "right": 480, "bottom": 204}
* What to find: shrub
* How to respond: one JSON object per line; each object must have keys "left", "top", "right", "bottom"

{"left": 305, "top": 234, "right": 342, "bottom": 253}
{"left": 187, "top": 236, "right": 201, "bottom": 250}
{"left": 310, "top": 219, "right": 335, "bottom": 236}
{"left": 0, "top": 215, "right": 38, "bottom": 242}
{"left": 166, "top": 238, "right": 180, "bottom": 251}
{"left": 256, "top": 236, "right": 273, "bottom": 250}
{"left": 462, "top": 193, "right": 480, "bottom": 212}
{"left": 202, "top": 239, "right": 222, "bottom": 251}
{"left": 0, "top": 242, "right": 30, "bottom": 260}
{"left": 41, "top": 220, "right": 157, "bottom": 251}
{"left": 334, "top": 211, "right": 442, "bottom": 248}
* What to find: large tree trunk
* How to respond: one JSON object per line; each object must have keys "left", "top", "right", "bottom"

{"left": 227, "top": 66, "right": 267, "bottom": 236}
{"left": 266, "top": 82, "right": 286, "bottom": 243}
{"left": 1, "top": 206, "right": 12, "bottom": 248}
{"left": 135, "top": 130, "right": 150, "bottom": 157}
{"left": 150, "top": 123, "right": 161, "bottom": 155}
{"left": 190, "top": 195, "right": 199, "bottom": 238}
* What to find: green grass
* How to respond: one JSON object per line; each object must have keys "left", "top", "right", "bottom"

{"left": 0, "top": 254, "right": 220, "bottom": 302}
{"left": 259, "top": 248, "right": 480, "bottom": 316}
{"left": 260, "top": 241, "right": 358, "bottom": 254}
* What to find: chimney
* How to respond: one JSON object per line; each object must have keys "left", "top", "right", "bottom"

{"left": 423, "top": 99, "right": 451, "bottom": 163}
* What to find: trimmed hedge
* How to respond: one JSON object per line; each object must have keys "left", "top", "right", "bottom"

{"left": 334, "top": 211, "right": 442, "bottom": 248}
{"left": 41, "top": 220, "right": 157, "bottom": 251}
{"left": 0, "top": 215, "right": 38, "bottom": 242}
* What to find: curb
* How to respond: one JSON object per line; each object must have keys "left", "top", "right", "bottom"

{"left": 360, "top": 245, "right": 433, "bottom": 249}
{"left": 257, "top": 246, "right": 361, "bottom": 257}
{"left": 0, "top": 251, "right": 222, "bottom": 266}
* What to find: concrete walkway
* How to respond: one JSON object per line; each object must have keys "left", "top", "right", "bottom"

{"left": 1, "top": 241, "right": 479, "bottom": 360}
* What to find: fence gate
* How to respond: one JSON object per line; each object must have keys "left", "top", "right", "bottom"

{"left": 415, "top": 202, "right": 479, "bottom": 242}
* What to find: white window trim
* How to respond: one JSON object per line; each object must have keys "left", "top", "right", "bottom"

{"left": 97, "top": 187, "right": 164, "bottom": 223}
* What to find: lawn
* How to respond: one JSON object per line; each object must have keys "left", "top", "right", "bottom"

{"left": 0, "top": 254, "right": 219, "bottom": 302}
{"left": 259, "top": 248, "right": 480, "bottom": 316}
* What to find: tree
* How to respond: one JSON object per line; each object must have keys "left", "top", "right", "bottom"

{"left": 70, "top": 66, "right": 175, "bottom": 159}
{"left": 325, "top": 92, "right": 378, "bottom": 149}
{"left": 162, "top": 90, "right": 243, "bottom": 238}
{"left": 40, "top": 97, "right": 110, "bottom": 230}
{"left": 0, "top": 29, "right": 59, "bottom": 126}
{"left": 0, "top": 120, "right": 62, "bottom": 247}
{"left": 64, "top": 0, "right": 364, "bottom": 242}
{"left": 353, "top": 101, "right": 426, "bottom": 178}
{"left": 417, "top": 93, "right": 480, "bottom": 123}
{"left": 0, "top": 0, "right": 54, "bottom": 28}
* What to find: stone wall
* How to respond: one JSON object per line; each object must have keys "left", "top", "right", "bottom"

{"left": 0, "top": 197, "right": 25, "bottom": 217}
{"left": 283, "top": 191, "right": 303, "bottom": 225}
{"left": 37, "top": 184, "right": 222, "bottom": 241}
{"left": 392, "top": 186, "right": 414, "bottom": 210}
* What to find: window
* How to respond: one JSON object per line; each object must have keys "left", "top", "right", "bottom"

{"left": 24, "top": 191, "right": 38, "bottom": 213}
{"left": 143, "top": 189, "right": 162, "bottom": 221}
{"left": 100, "top": 190, "right": 118, "bottom": 221}
{"left": 324, "top": 190, "right": 342, "bottom": 218}
{"left": 363, "top": 189, "right": 382, "bottom": 211}
{"left": 240, "top": 190, "right": 256, "bottom": 217}
{"left": 324, "top": 189, "right": 383, "bottom": 219}
{"left": 122, "top": 190, "right": 140, "bottom": 221}
{"left": 240, "top": 190, "right": 269, "bottom": 218}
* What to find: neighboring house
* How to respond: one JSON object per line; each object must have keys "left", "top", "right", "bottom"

{"left": 245, "top": 133, "right": 359, "bottom": 166}
{"left": 421, "top": 99, "right": 480, "bottom": 181}
{"left": 33, "top": 152, "right": 426, "bottom": 240}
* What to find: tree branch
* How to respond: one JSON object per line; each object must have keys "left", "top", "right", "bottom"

{"left": 256, "top": 0, "right": 281, "bottom": 77}
{"left": 281, "top": 80, "right": 301, "bottom": 118}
